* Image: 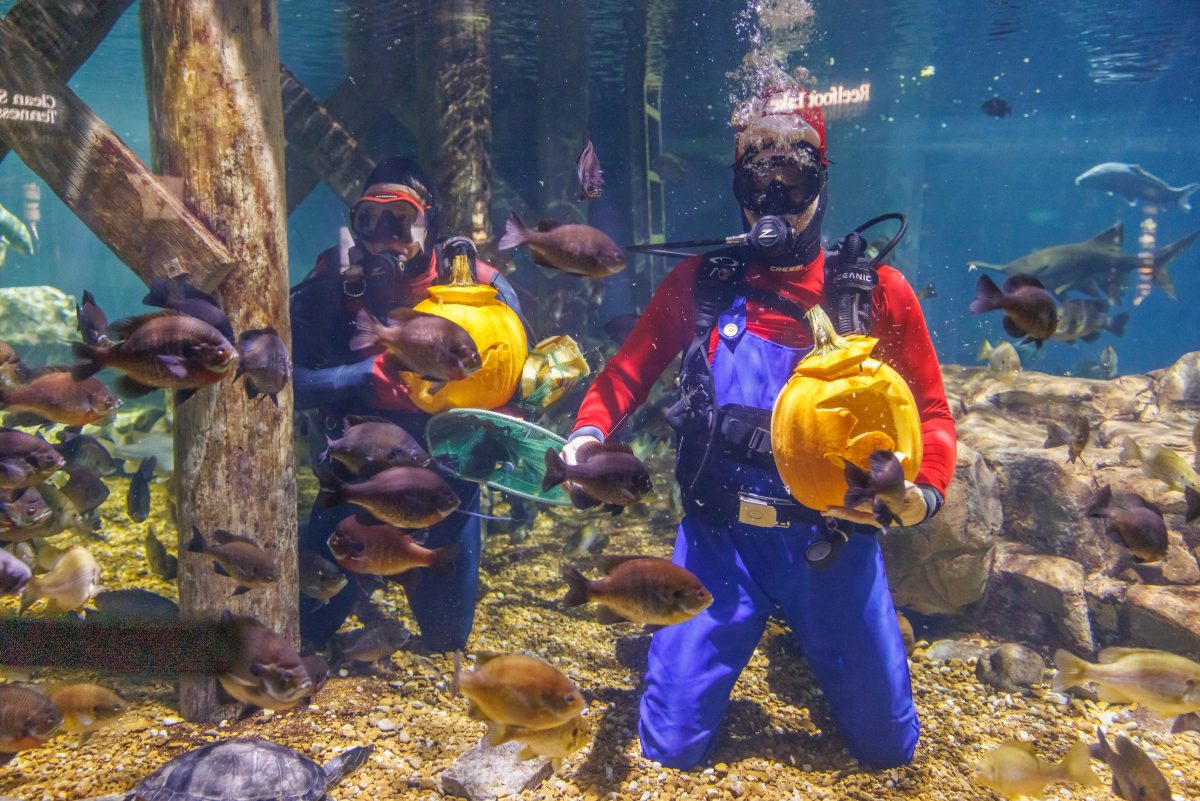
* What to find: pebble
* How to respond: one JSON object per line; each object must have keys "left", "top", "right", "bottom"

{"left": 376, "top": 718, "right": 395, "bottom": 732}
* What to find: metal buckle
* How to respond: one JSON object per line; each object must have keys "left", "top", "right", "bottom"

{"left": 737, "top": 493, "right": 784, "bottom": 527}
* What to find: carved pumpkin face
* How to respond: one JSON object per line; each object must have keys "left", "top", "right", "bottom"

{"left": 770, "top": 309, "right": 922, "bottom": 511}
{"left": 403, "top": 259, "right": 528, "bottom": 413}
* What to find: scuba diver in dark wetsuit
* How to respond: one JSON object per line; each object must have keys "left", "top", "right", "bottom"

{"left": 562, "top": 91, "right": 957, "bottom": 768}
{"left": 290, "top": 157, "right": 520, "bottom": 652}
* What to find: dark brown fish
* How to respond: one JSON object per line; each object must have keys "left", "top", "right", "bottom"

{"left": 321, "top": 416, "right": 431, "bottom": 474}
{"left": 1085, "top": 485, "right": 1168, "bottom": 562}
{"left": 0, "top": 685, "right": 62, "bottom": 759}
{"left": 337, "top": 620, "right": 411, "bottom": 666}
{"left": 542, "top": 442, "right": 652, "bottom": 514}
{"left": 301, "top": 654, "right": 331, "bottom": 696}
{"left": 842, "top": 450, "right": 908, "bottom": 533}
{"left": 143, "top": 277, "right": 234, "bottom": 342}
{"left": 0, "top": 487, "right": 51, "bottom": 528}
{"left": 75, "top": 290, "right": 110, "bottom": 346}
{"left": 234, "top": 327, "right": 291, "bottom": 406}
{"left": 969, "top": 274, "right": 1058, "bottom": 347}
{"left": 143, "top": 526, "right": 177, "bottom": 581}
{"left": 981, "top": 96, "right": 1012, "bottom": 118}
{"left": 576, "top": 138, "right": 604, "bottom": 201}
{"left": 0, "top": 548, "right": 31, "bottom": 596}
{"left": 498, "top": 212, "right": 626, "bottom": 278}
{"left": 0, "top": 428, "right": 65, "bottom": 489}
{"left": 299, "top": 550, "right": 347, "bottom": 607}
{"left": 349, "top": 308, "right": 481, "bottom": 385}
{"left": 61, "top": 467, "right": 110, "bottom": 515}
{"left": 187, "top": 527, "right": 280, "bottom": 595}
{"left": 1186, "top": 485, "right": 1199, "bottom": 524}
{"left": 452, "top": 652, "right": 584, "bottom": 742}
{"left": 218, "top": 612, "right": 311, "bottom": 711}
{"left": 896, "top": 611, "right": 916, "bottom": 657}
{"left": 0, "top": 369, "right": 120, "bottom": 427}
{"left": 327, "top": 516, "right": 457, "bottom": 577}
{"left": 1044, "top": 417, "right": 1091, "bottom": 464}
{"left": 71, "top": 311, "right": 238, "bottom": 404}
{"left": 53, "top": 432, "right": 118, "bottom": 477}
{"left": 89, "top": 588, "right": 178, "bottom": 622}
{"left": 317, "top": 466, "right": 460, "bottom": 529}
{"left": 127, "top": 456, "right": 155, "bottom": 523}
{"left": 1091, "top": 726, "right": 1172, "bottom": 801}
{"left": 562, "top": 555, "right": 712, "bottom": 627}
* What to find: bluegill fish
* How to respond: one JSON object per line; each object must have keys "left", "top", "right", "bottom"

{"left": 1085, "top": 486, "right": 1167, "bottom": 563}
{"left": 841, "top": 450, "right": 907, "bottom": 533}
{"left": 0, "top": 547, "right": 31, "bottom": 596}
{"left": 234, "top": 327, "right": 291, "bottom": 406}
{"left": 977, "top": 339, "right": 1021, "bottom": 374}
{"left": 322, "top": 416, "right": 431, "bottom": 474}
{"left": 127, "top": 456, "right": 155, "bottom": 523}
{"left": 562, "top": 556, "right": 711, "bottom": 628}
{"left": 1091, "top": 726, "right": 1172, "bottom": 801}
{"left": 19, "top": 545, "right": 101, "bottom": 613}
{"left": 327, "top": 516, "right": 457, "bottom": 577}
{"left": 0, "top": 369, "right": 120, "bottom": 427}
{"left": 0, "top": 486, "right": 51, "bottom": 528}
{"left": 1044, "top": 417, "right": 1091, "bottom": 465}
{"left": 0, "top": 428, "right": 65, "bottom": 489}
{"left": 317, "top": 466, "right": 460, "bottom": 530}
{"left": 1120, "top": 437, "right": 1199, "bottom": 492}
{"left": 218, "top": 612, "right": 311, "bottom": 711}
{"left": 969, "top": 274, "right": 1058, "bottom": 347}
{"left": 336, "top": 620, "right": 411, "bottom": 667}
{"left": 1054, "top": 647, "right": 1200, "bottom": 717}
{"left": 0, "top": 685, "right": 62, "bottom": 763}
{"left": 75, "top": 290, "right": 110, "bottom": 347}
{"left": 299, "top": 550, "right": 347, "bottom": 607}
{"left": 452, "top": 652, "right": 584, "bottom": 742}
{"left": 187, "top": 527, "right": 279, "bottom": 596}
{"left": 61, "top": 467, "right": 110, "bottom": 515}
{"left": 493, "top": 714, "right": 589, "bottom": 773}
{"left": 974, "top": 739, "right": 1098, "bottom": 799}
{"left": 46, "top": 683, "right": 126, "bottom": 746}
{"left": 142, "top": 277, "right": 234, "bottom": 342}
{"left": 143, "top": 526, "right": 177, "bottom": 581}
{"left": 89, "top": 588, "right": 179, "bottom": 623}
{"left": 543, "top": 442, "right": 652, "bottom": 514}
{"left": 576, "top": 139, "right": 604, "bottom": 201}
{"left": 499, "top": 212, "right": 626, "bottom": 278}
{"left": 349, "top": 308, "right": 481, "bottom": 384}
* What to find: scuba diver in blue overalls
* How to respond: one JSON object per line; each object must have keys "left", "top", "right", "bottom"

{"left": 563, "top": 92, "right": 957, "bottom": 768}
{"left": 290, "top": 157, "right": 521, "bottom": 652}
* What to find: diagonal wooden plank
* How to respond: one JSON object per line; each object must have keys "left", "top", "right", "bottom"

{"left": 0, "top": 0, "right": 135, "bottom": 165}
{"left": 0, "top": 16, "right": 232, "bottom": 290}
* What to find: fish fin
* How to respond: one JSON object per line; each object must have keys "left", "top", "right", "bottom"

{"left": 212, "top": 529, "right": 257, "bottom": 545}
{"left": 1043, "top": 422, "right": 1071, "bottom": 449}
{"left": 348, "top": 309, "right": 382, "bottom": 353}
{"left": 542, "top": 448, "right": 567, "bottom": 491}
{"left": 69, "top": 341, "right": 105, "bottom": 381}
{"left": 536, "top": 219, "right": 567, "bottom": 232}
{"left": 1088, "top": 221, "right": 1124, "bottom": 248}
{"left": 604, "top": 504, "right": 625, "bottom": 516}
{"left": 595, "top": 606, "right": 631, "bottom": 625}
{"left": 1083, "top": 485, "right": 1112, "bottom": 518}
{"left": 1059, "top": 740, "right": 1100, "bottom": 787}
{"left": 1108, "top": 312, "right": 1129, "bottom": 338}
{"left": 213, "top": 563, "right": 231, "bottom": 578}
{"left": 497, "top": 212, "right": 529, "bottom": 251}
{"left": 186, "top": 526, "right": 207, "bottom": 554}
{"left": 1097, "top": 646, "right": 1165, "bottom": 662}
{"left": 342, "top": 414, "right": 392, "bottom": 429}
{"left": 485, "top": 721, "right": 510, "bottom": 746}
{"left": 1052, "top": 649, "right": 1092, "bottom": 692}
{"left": 384, "top": 307, "right": 425, "bottom": 325}
{"left": 1094, "top": 684, "right": 1137, "bottom": 704}
{"left": 974, "top": 337, "right": 992, "bottom": 361}
{"left": 77, "top": 731, "right": 93, "bottom": 748}
{"left": 1001, "top": 316, "right": 1025, "bottom": 340}
{"left": 424, "top": 380, "right": 447, "bottom": 396}
{"left": 968, "top": 275, "right": 1004, "bottom": 314}
{"left": 1002, "top": 274, "right": 1047, "bottom": 292}
{"left": 1001, "top": 739, "right": 1038, "bottom": 755}
{"left": 599, "top": 555, "right": 646, "bottom": 574}
{"left": 568, "top": 485, "right": 601, "bottom": 510}
{"left": 1175, "top": 182, "right": 1200, "bottom": 212}
{"left": 173, "top": 388, "right": 197, "bottom": 406}
{"left": 316, "top": 475, "right": 345, "bottom": 508}
{"left": 1080, "top": 331, "right": 1101, "bottom": 343}
{"left": 112, "top": 375, "right": 158, "bottom": 399}
{"left": 561, "top": 565, "right": 591, "bottom": 607}
{"left": 231, "top": 585, "right": 250, "bottom": 596}
{"left": 105, "top": 310, "right": 179, "bottom": 341}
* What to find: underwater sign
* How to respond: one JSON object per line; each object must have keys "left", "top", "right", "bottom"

{"left": 0, "top": 90, "right": 62, "bottom": 126}
{"left": 767, "top": 83, "right": 872, "bottom": 120}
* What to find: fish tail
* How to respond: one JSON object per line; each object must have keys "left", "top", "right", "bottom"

{"left": 968, "top": 274, "right": 1004, "bottom": 314}
{"left": 186, "top": 526, "right": 207, "bottom": 554}
{"left": 1083, "top": 485, "right": 1112, "bottom": 518}
{"left": 1185, "top": 485, "right": 1200, "bottom": 524}
{"left": 1058, "top": 740, "right": 1100, "bottom": 787}
{"left": 561, "top": 565, "right": 591, "bottom": 608}
{"left": 316, "top": 475, "right": 345, "bottom": 508}
{"left": 497, "top": 212, "right": 529, "bottom": 252}
{"left": 485, "top": 721, "right": 511, "bottom": 746}
{"left": 975, "top": 339, "right": 993, "bottom": 362}
{"left": 1052, "top": 649, "right": 1091, "bottom": 692}
{"left": 543, "top": 447, "right": 568, "bottom": 491}
{"left": 1177, "top": 182, "right": 1200, "bottom": 212}
{"left": 841, "top": 458, "right": 873, "bottom": 508}
{"left": 69, "top": 341, "right": 105, "bottom": 381}
{"left": 348, "top": 309, "right": 382, "bottom": 353}
{"left": 430, "top": 542, "right": 459, "bottom": 578}
{"left": 1119, "top": 436, "right": 1142, "bottom": 463}
{"left": 1108, "top": 311, "right": 1129, "bottom": 338}
{"left": 18, "top": 578, "right": 38, "bottom": 613}
{"left": 1152, "top": 228, "right": 1200, "bottom": 300}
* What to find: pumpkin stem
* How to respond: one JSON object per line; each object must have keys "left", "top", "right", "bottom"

{"left": 805, "top": 305, "right": 849, "bottom": 356}
{"left": 448, "top": 253, "right": 476, "bottom": 287}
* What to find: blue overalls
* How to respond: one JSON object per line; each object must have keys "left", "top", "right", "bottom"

{"left": 638, "top": 296, "right": 918, "bottom": 769}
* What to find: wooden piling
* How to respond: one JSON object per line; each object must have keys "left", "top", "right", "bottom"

{"left": 140, "top": 0, "right": 297, "bottom": 722}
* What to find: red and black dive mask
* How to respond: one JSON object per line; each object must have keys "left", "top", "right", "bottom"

{"left": 732, "top": 143, "right": 826, "bottom": 215}
{"left": 349, "top": 188, "right": 429, "bottom": 246}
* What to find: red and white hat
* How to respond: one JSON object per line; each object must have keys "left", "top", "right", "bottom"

{"left": 734, "top": 86, "right": 828, "bottom": 167}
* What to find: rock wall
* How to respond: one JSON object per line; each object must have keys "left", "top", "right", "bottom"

{"left": 0, "top": 285, "right": 77, "bottom": 366}
{"left": 885, "top": 352, "right": 1200, "bottom": 657}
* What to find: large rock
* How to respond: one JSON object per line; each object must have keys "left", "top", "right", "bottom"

{"left": 994, "top": 544, "right": 1093, "bottom": 654}
{"left": 439, "top": 739, "right": 552, "bottom": 801}
{"left": 1124, "top": 584, "right": 1200, "bottom": 658}
{"left": 881, "top": 442, "right": 1000, "bottom": 616}
{"left": 0, "top": 285, "right": 76, "bottom": 366}
{"left": 1149, "top": 351, "right": 1200, "bottom": 415}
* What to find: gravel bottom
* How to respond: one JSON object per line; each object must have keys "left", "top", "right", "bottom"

{"left": 3, "top": 470, "right": 1200, "bottom": 801}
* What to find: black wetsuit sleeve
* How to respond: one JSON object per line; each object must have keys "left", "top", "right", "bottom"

{"left": 290, "top": 262, "right": 374, "bottom": 410}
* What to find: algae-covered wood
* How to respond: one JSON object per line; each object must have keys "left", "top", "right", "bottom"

{"left": 0, "top": 16, "right": 233, "bottom": 290}
{"left": 140, "top": 0, "right": 297, "bottom": 722}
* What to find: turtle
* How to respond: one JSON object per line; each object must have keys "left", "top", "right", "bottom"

{"left": 95, "top": 738, "right": 371, "bottom": 801}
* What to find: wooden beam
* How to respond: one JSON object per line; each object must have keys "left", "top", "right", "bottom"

{"left": 279, "top": 65, "right": 376, "bottom": 210}
{"left": 141, "top": 0, "right": 297, "bottom": 723}
{"left": 0, "top": 0, "right": 135, "bottom": 166}
{"left": 0, "top": 16, "right": 233, "bottom": 290}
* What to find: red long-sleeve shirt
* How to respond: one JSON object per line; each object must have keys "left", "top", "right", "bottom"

{"left": 572, "top": 251, "right": 957, "bottom": 496}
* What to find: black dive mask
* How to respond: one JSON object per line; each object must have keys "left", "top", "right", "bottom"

{"left": 732, "top": 144, "right": 825, "bottom": 215}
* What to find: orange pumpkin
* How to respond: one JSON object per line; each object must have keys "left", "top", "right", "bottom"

{"left": 770, "top": 305, "right": 922, "bottom": 511}
{"left": 403, "top": 253, "right": 528, "bottom": 413}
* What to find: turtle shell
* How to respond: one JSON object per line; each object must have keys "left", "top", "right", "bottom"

{"left": 131, "top": 739, "right": 328, "bottom": 801}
